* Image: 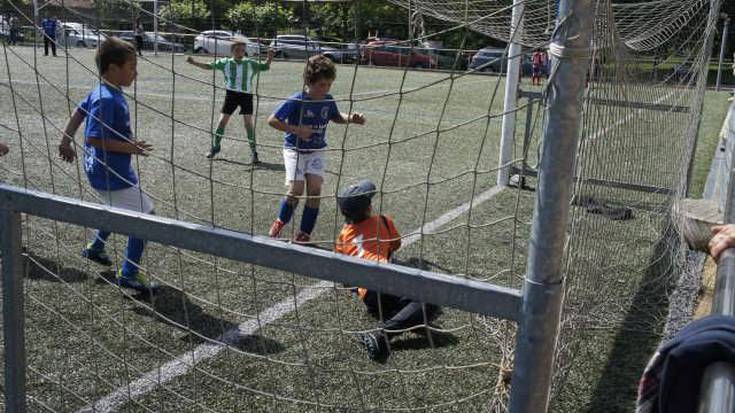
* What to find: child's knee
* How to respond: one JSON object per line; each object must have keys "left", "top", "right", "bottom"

{"left": 305, "top": 197, "right": 321, "bottom": 208}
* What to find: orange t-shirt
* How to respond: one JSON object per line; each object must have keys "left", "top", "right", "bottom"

{"left": 334, "top": 215, "right": 401, "bottom": 299}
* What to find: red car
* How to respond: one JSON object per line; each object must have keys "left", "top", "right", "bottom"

{"left": 360, "top": 40, "right": 436, "bottom": 68}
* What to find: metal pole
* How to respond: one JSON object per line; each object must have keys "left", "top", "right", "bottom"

{"left": 698, "top": 250, "right": 735, "bottom": 413}
{"left": 32, "top": 0, "right": 38, "bottom": 25}
{"left": 700, "top": 56, "right": 735, "bottom": 410}
{"left": 509, "top": 0, "right": 594, "bottom": 410}
{"left": 716, "top": 16, "right": 730, "bottom": 91}
{"left": 153, "top": 0, "right": 159, "bottom": 56}
{"left": 1, "top": 209, "right": 26, "bottom": 413}
{"left": 497, "top": 0, "right": 524, "bottom": 187}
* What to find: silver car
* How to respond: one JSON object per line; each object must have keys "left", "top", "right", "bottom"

{"left": 59, "top": 22, "right": 105, "bottom": 48}
{"left": 194, "top": 30, "right": 260, "bottom": 57}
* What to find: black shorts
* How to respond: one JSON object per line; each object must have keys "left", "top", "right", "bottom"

{"left": 221, "top": 90, "right": 254, "bottom": 115}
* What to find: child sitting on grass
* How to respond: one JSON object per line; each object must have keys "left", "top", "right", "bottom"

{"left": 334, "top": 179, "right": 440, "bottom": 362}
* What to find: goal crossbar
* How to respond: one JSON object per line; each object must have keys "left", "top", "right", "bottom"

{"left": 0, "top": 183, "right": 522, "bottom": 320}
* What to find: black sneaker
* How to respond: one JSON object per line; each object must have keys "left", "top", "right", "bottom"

{"left": 357, "top": 331, "right": 389, "bottom": 361}
{"left": 206, "top": 144, "right": 221, "bottom": 159}
{"left": 82, "top": 245, "right": 112, "bottom": 266}
{"left": 251, "top": 152, "right": 261, "bottom": 164}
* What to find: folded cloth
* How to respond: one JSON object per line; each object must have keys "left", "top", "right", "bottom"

{"left": 636, "top": 315, "right": 735, "bottom": 413}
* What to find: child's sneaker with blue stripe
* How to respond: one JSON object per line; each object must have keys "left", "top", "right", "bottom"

{"left": 116, "top": 269, "right": 159, "bottom": 293}
{"left": 82, "top": 244, "right": 112, "bottom": 266}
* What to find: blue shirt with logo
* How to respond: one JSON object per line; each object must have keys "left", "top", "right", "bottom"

{"left": 41, "top": 18, "right": 58, "bottom": 38}
{"left": 79, "top": 83, "right": 137, "bottom": 191}
{"left": 273, "top": 91, "right": 341, "bottom": 151}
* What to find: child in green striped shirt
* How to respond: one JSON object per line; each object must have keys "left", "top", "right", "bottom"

{"left": 187, "top": 41, "right": 273, "bottom": 163}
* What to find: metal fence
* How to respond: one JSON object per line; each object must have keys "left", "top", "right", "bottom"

{"left": 699, "top": 101, "right": 735, "bottom": 413}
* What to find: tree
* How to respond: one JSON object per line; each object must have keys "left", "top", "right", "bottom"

{"left": 226, "top": 2, "right": 292, "bottom": 37}
{"left": 159, "top": 0, "right": 211, "bottom": 30}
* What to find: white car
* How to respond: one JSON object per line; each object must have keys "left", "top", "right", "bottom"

{"left": 193, "top": 30, "right": 260, "bottom": 57}
{"left": 59, "top": 22, "right": 105, "bottom": 48}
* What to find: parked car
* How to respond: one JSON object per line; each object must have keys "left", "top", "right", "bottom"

{"left": 421, "top": 43, "right": 470, "bottom": 70}
{"left": 269, "top": 34, "right": 351, "bottom": 62}
{"left": 468, "top": 47, "right": 533, "bottom": 75}
{"left": 270, "top": 34, "right": 320, "bottom": 59}
{"left": 360, "top": 40, "right": 435, "bottom": 68}
{"left": 193, "top": 30, "right": 260, "bottom": 57}
{"left": 58, "top": 22, "right": 106, "bottom": 48}
{"left": 118, "top": 31, "right": 185, "bottom": 53}
{"left": 315, "top": 36, "right": 359, "bottom": 63}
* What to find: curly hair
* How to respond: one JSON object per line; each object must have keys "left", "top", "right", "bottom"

{"left": 303, "top": 55, "right": 336, "bottom": 85}
{"left": 96, "top": 37, "right": 136, "bottom": 74}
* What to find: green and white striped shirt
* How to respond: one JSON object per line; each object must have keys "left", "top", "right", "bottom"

{"left": 211, "top": 57, "right": 270, "bottom": 94}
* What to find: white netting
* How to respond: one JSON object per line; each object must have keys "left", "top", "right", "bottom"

{"left": 0, "top": 0, "right": 726, "bottom": 411}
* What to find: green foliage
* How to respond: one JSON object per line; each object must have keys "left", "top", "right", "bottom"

{"left": 159, "top": 0, "right": 211, "bottom": 29}
{"left": 91, "top": 0, "right": 133, "bottom": 26}
{"left": 225, "top": 2, "right": 292, "bottom": 37}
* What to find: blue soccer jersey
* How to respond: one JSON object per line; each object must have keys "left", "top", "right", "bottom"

{"left": 41, "top": 18, "right": 57, "bottom": 38}
{"left": 79, "top": 83, "right": 138, "bottom": 191}
{"left": 273, "top": 91, "right": 341, "bottom": 151}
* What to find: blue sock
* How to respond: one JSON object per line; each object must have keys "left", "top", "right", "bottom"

{"left": 89, "top": 230, "right": 110, "bottom": 251}
{"left": 278, "top": 198, "right": 295, "bottom": 224}
{"left": 121, "top": 236, "right": 146, "bottom": 277}
{"left": 300, "top": 206, "right": 319, "bottom": 235}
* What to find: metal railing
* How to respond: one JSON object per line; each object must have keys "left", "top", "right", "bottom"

{"left": 698, "top": 101, "right": 735, "bottom": 413}
{"left": 0, "top": 183, "right": 525, "bottom": 412}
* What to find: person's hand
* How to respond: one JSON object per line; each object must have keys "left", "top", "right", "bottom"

{"left": 291, "top": 125, "right": 313, "bottom": 140}
{"left": 349, "top": 112, "right": 365, "bottom": 125}
{"left": 0, "top": 142, "right": 8, "bottom": 157}
{"left": 186, "top": 56, "right": 195, "bottom": 64}
{"left": 709, "top": 224, "right": 735, "bottom": 262}
{"left": 133, "top": 140, "right": 153, "bottom": 155}
{"left": 58, "top": 141, "right": 76, "bottom": 162}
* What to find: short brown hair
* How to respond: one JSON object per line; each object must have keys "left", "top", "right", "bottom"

{"left": 303, "top": 55, "right": 336, "bottom": 85}
{"left": 96, "top": 37, "right": 136, "bottom": 74}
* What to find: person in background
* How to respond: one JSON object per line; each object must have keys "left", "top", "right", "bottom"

{"left": 9, "top": 15, "right": 20, "bottom": 46}
{"left": 41, "top": 15, "right": 59, "bottom": 57}
{"left": 134, "top": 16, "right": 144, "bottom": 57}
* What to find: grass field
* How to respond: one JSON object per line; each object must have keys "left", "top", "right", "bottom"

{"left": 0, "top": 44, "right": 730, "bottom": 412}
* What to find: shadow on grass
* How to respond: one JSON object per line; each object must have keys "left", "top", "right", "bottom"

{"left": 586, "top": 227, "right": 678, "bottom": 411}
{"left": 396, "top": 256, "right": 454, "bottom": 274}
{"left": 23, "top": 251, "right": 90, "bottom": 283}
{"left": 94, "top": 273, "right": 285, "bottom": 355}
{"left": 212, "top": 158, "right": 284, "bottom": 172}
{"left": 390, "top": 329, "right": 459, "bottom": 352}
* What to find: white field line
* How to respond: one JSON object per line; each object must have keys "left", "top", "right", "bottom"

{"left": 76, "top": 184, "right": 506, "bottom": 413}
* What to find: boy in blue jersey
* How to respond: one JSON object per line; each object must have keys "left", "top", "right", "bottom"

{"left": 267, "top": 55, "right": 366, "bottom": 243}
{"left": 58, "top": 37, "right": 158, "bottom": 293}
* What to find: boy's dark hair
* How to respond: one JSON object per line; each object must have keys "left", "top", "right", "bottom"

{"left": 338, "top": 180, "right": 376, "bottom": 224}
{"left": 96, "top": 37, "right": 136, "bottom": 74}
{"left": 303, "top": 55, "right": 336, "bottom": 85}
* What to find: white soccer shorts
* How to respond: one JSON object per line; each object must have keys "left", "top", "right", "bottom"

{"left": 283, "top": 148, "right": 326, "bottom": 184}
{"left": 94, "top": 185, "right": 155, "bottom": 214}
